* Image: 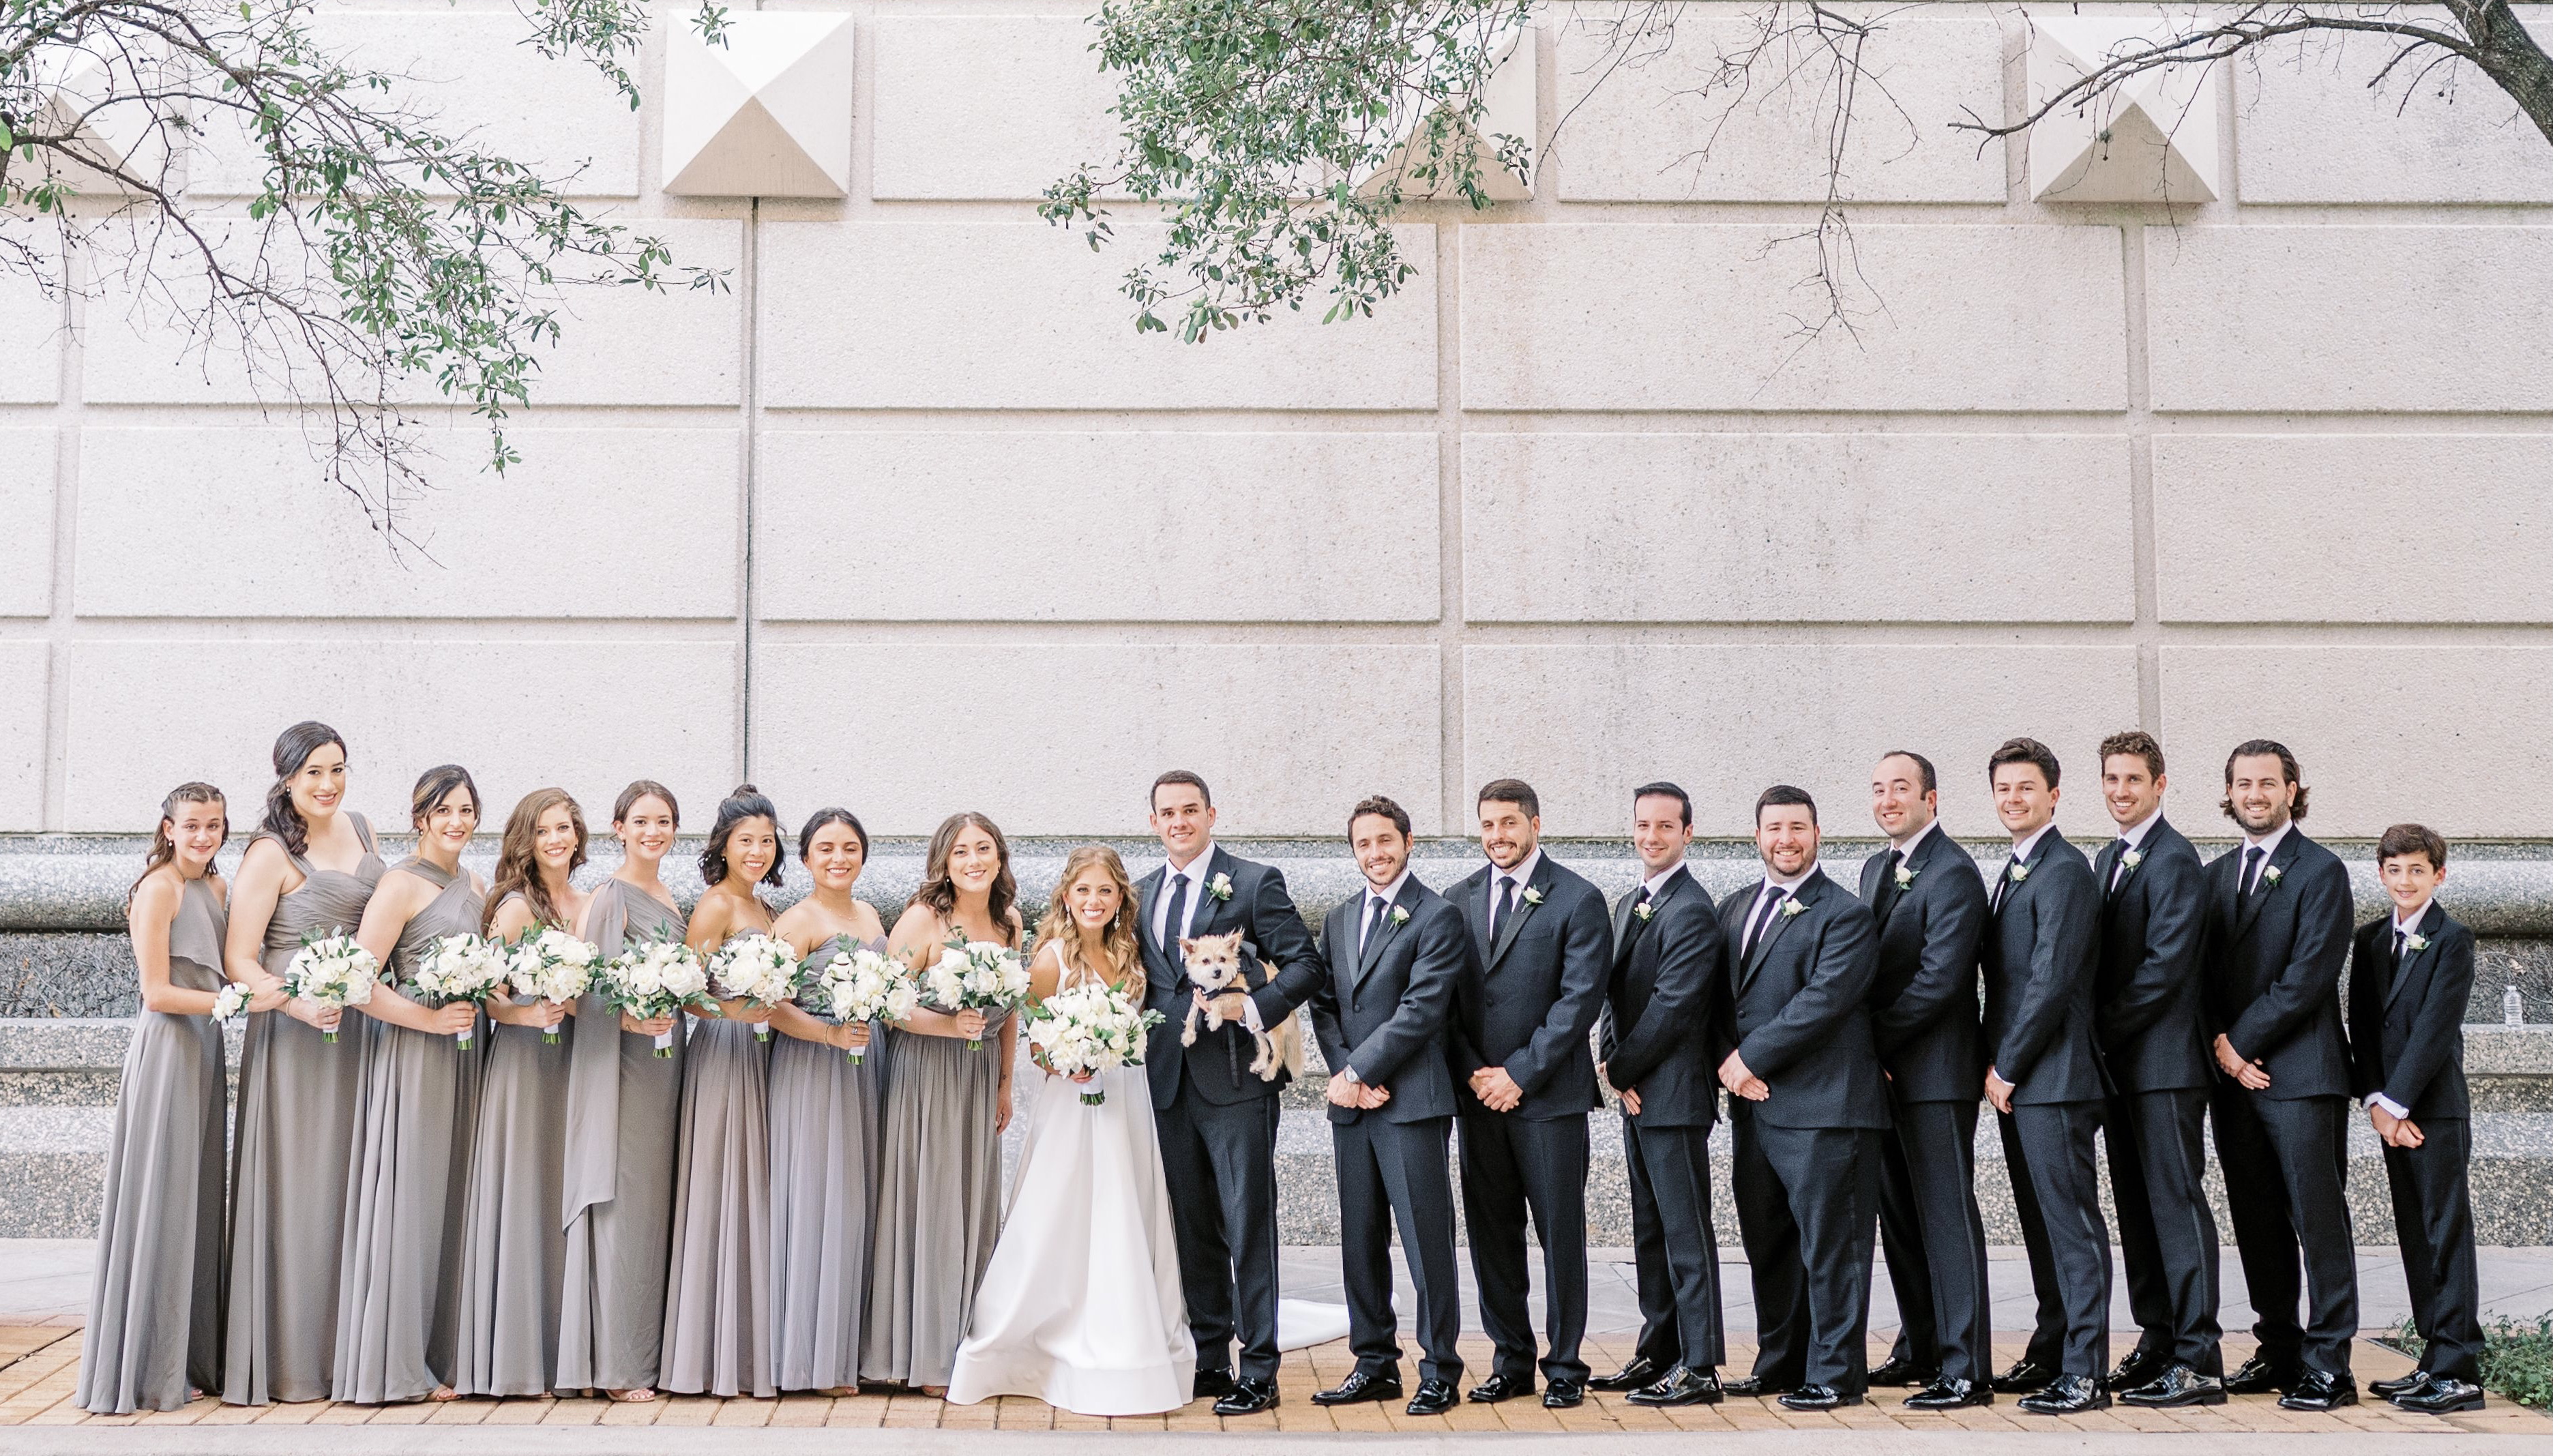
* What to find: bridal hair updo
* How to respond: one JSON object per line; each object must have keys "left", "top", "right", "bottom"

{"left": 484, "top": 788, "right": 588, "bottom": 934}
{"left": 129, "top": 782, "right": 228, "bottom": 912}
{"left": 799, "top": 807, "right": 869, "bottom": 862}
{"left": 917, "top": 811, "right": 1018, "bottom": 935}
{"left": 260, "top": 719, "right": 346, "bottom": 857}
{"left": 1033, "top": 844, "right": 1141, "bottom": 993}
{"left": 701, "top": 784, "right": 785, "bottom": 889}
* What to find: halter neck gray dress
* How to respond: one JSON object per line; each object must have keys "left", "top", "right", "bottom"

{"left": 862, "top": 928, "right": 1013, "bottom": 1389}
{"left": 76, "top": 872, "right": 230, "bottom": 1414}
{"left": 658, "top": 923, "right": 776, "bottom": 1398}
{"left": 450, "top": 890, "right": 575, "bottom": 1396}
{"left": 224, "top": 814, "right": 384, "bottom": 1406}
{"left": 333, "top": 857, "right": 487, "bottom": 1403}
{"left": 769, "top": 934, "right": 887, "bottom": 1393}
{"left": 556, "top": 878, "right": 689, "bottom": 1393}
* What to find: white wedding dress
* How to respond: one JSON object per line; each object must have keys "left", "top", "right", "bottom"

{"left": 945, "top": 970, "right": 1194, "bottom": 1415}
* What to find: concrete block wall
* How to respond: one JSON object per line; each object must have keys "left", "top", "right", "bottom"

{"left": 3, "top": 3, "right": 2550, "bottom": 846}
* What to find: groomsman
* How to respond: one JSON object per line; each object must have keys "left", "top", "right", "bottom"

{"left": 2349, "top": 825, "right": 2486, "bottom": 1415}
{"left": 1305, "top": 795, "right": 1470, "bottom": 1417}
{"left": 1447, "top": 779, "right": 1612, "bottom": 1409}
{"left": 1136, "top": 771, "right": 1328, "bottom": 1415}
{"left": 1979, "top": 739, "right": 2111, "bottom": 1416}
{"left": 2202, "top": 740, "right": 2360, "bottom": 1411}
{"left": 1858, "top": 752, "right": 1994, "bottom": 1410}
{"left": 1716, "top": 786, "right": 1887, "bottom": 1411}
{"left": 2089, "top": 732, "right": 2224, "bottom": 1408}
{"left": 1590, "top": 782, "right": 1727, "bottom": 1408}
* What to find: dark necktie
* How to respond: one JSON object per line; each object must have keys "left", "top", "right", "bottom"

{"left": 1164, "top": 872, "right": 1191, "bottom": 972}
{"left": 2242, "top": 846, "right": 2266, "bottom": 895}
{"left": 2393, "top": 927, "right": 2408, "bottom": 964}
{"left": 1363, "top": 893, "right": 1390, "bottom": 957}
{"left": 2109, "top": 840, "right": 2131, "bottom": 894}
{"left": 1878, "top": 850, "right": 1904, "bottom": 911}
{"left": 1744, "top": 887, "right": 1785, "bottom": 956}
{"left": 1490, "top": 876, "right": 1518, "bottom": 944}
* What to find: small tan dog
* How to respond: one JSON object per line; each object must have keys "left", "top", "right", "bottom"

{"left": 1179, "top": 930, "right": 1304, "bottom": 1082}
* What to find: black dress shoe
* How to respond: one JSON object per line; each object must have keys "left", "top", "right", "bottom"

{"left": 1193, "top": 1369, "right": 1235, "bottom": 1401}
{"left": 1589, "top": 1356, "right": 1664, "bottom": 1393}
{"left": 2370, "top": 1367, "right": 2433, "bottom": 1399}
{"left": 2121, "top": 1365, "right": 2226, "bottom": 1408}
{"left": 2392, "top": 1376, "right": 2485, "bottom": 1414}
{"left": 2107, "top": 1347, "right": 2168, "bottom": 1394}
{"left": 2018, "top": 1374, "right": 2110, "bottom": 1415}
{"left": 1902, "top": 1377, "right": 1992, "bottom": 1410}
{"left": 1991, "top": 1358, "right": 2058, "bottom": 1395}
{"left": 1778, "top": 1383, "right": 1857, "bottom": 1412}
{"left": 2277, "top": 1368, "right": 2357, "bottom": 1412}
{"left": 1723, "top": 1373, "right": 1795, "bottom": 1398}
{"left": 1868, "top": 1356, "right": 1937, "bottom": 1388}
{"left": 2224, "top": 1356, "right": 2297, "bottom": 1395}
{"left": 1311, "top": 1370, "right": 1402, "bottom": 1407}
{"left": 1214, "top": 1377, "right": 1278, "bottom": 1415}
{"left": 1466, "top": 1372, "right": 1535, "bottom": 1403}
{"left": 1405, "top": 1379, "right": 1458, "bottom": 1416}
{"left": 1543, "top": 1379, "right": 1585, "bottom": 1410}
{"left": 1627, "top": 1366, "right": 1723, "bottom": 1408}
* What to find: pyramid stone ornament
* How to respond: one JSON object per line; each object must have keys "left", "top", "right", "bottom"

{"left": 1356, "top": 20, "right": 1538, "bottom": 201}
{"left": 28, "top": 44, "right": 165, "bottom": 192}
{"left": 662, "top": 12, "right": 855, "bottom": 197}
{"left": 2025, "top": 16, "right": 2222, "bottom": 203}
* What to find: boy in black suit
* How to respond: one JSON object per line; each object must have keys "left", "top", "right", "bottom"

{"left": 2348, "top": 824, "right": 2485, "bottom": 1414}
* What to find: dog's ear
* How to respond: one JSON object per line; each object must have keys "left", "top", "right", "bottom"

{"left": 1179, "top": 936, "right": 1196, "bottom": 955}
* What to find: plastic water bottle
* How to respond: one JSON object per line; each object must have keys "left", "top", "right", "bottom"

{"left": 2508, "top": 985, "right": 2527, "bottom": 1027}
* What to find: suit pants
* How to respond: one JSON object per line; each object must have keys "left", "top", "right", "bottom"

{"left": 2384, "top": 1118, "right": 2482, "bottom": 1383}
{"left": 2210, "top": 1088, "right": 2358, "bottom": 1376}
{"left": 1333, "top": 1114, "right": 1465, "bottom": 1385}
{"left": 1998, "top": 1101, "right": 2111, "bottom": 1379}
{"left": 1876, "top": 1095, "right": 1990, "bottom": 1382}
{"left": 1730, "top": 1108, "right": 1878, "bottom": 1393}
{"left": 1155, "top": 1090, "right": 1284, "bottom": 1380}
{"left": 1621, "top": 1116, "right": 1726, "bottom": 1373}
{"left": 1457, "top": 1110, "right": 1591, "bottom": 1384}
{"left": 2106, "top": 1086, "right": 2222, "bottom": 1372}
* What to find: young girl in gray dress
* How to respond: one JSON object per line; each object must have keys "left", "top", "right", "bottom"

{"left": 660, "top": 786, "right": 785, "bottom": 1399}
{"left": 76, "top": 785, "right": 233, "bottom": 1414}
{"left": 451, "top": 788, "right": 591, "bottom": 1397}
{"left": 767, "top": 808, "right": 888, "bottom": 1395}
{"left": 222, "top": 722, "right": 385, "bottom": 1406}
{"left": 334, "top": 765, "right": 488, "bottom": 1403}
{"left": 862, "top": 812, "right": 1020, "bottom": 1396}
{"left": 558, "top": 782, "right": 688, "bottom": 1402}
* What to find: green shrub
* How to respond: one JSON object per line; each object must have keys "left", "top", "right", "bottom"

{"left": 2393, "top": 1312, "right": 2553, "bottom": 1408}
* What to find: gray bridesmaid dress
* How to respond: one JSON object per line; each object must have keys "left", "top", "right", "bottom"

{"left": 76, "top": 873, "right": 229, "bottom": 1414}
{"left": 768, "top": 935, "right": 887, "bottom": 1393}
{"left": 658, "top": 927, "right": 775, "bottom": 1397}
{"left": 449, "top": 891, "right": 574, "bottom": 1397}
{"left": 223, "top": 814, "right": 385, "bottom": 1406}
{"left": 861, "top": 942, "right": 1010, "bottom": 1390}
{"left": 332, "top": 857, "right": 487, "bottom": 1402}
{"left": 556, "top": 878, "right": 688, "bottom": 1393}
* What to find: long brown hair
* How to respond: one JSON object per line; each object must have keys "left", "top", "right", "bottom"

{"left": 917, "top": 811, "right": 1017, "bottom": 942}
{"left": 1034, "top": 845, "right": 1141, "bottom": 994}
{"left": 259, "top": 719, "right": 344, "bottom": 857}
{"left": 484, "top": 788, "right": 588, "bottom": 934}
{"left": 128, "top": 782, "right": 226, "bottom": 914}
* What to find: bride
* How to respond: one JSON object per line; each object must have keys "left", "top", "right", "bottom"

{"left": 946, "top": 845, "right": 1194, "bottom": 1415}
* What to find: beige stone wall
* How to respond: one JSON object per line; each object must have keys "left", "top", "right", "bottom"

{"left": 6, "top": 3, "right": 2550, "bottom": 843}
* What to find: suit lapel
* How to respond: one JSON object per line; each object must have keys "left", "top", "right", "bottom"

{"left": 1464, "top": 871, "right": 1494, "bottom": 963}
{"left": 2232, "top": 832, "right": 2301, "bottom": 945}
{"left": 1183, "top": 847, "right": 1232, "bottom": 941}
{"left": 2385, "top": 902, "right": 2443, "bottom": 1011}
{"left": 2093, "top": 837, "right": 2120, "bottom": 910}
{"left": 1355, "top": 879, "right": 1419, "bottom": 985}
{"left": 1135, "top": 866, "right": 1172, "bottom": 985}
{"left": 1610, "top": 886, "right": 1641, "bottom": 963}
{"left": 1488, "top": 857, "right": 1552, "bottom": 970}
{"left": 1740, "top": 872, "right": 1812, "bottom": 991}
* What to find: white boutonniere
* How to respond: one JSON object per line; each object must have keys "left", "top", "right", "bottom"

{"left": 1633, "top": 900, "right": 1655, "bottom": 921}
{"left": 2262, "top": 865, "right": 2282, "bottom": 887}
{"left": 1389, "top": 906, "right": 1410, "bottom": 927}
{"left": 1522, "top": 887, "right": 1543, "bottom": 907}
{"left": 2119, "top": 849, "right": 2143, "bottom": 873}
{"left": 1207, "top": 872, "right": 1234, "bottom": 902}
{"left": 1893, "top": 864, "right": 1917, "bottom": 889}
{"left": 2404, "top": 932, "right": 2428, "bottom": 952}
{"left": 1780, "top": 899, "right": 1806, "bottom": 918}
{"left": 2008, "top": 861, "right": 2031, "bottom": 883}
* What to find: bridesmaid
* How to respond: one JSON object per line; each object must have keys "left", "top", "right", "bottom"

{"left": 223, "top": 721, "right": 385, "bottom": 1406}
{"left": 557, "top": 781, "right": 688, "bottom": 1402}
{"left": 451, "top": 788, "right": 591, "bottom": 1397}
{"left": 660, "top": 785, "right": 784, "bottom": 1399}
{"left": 863, "top": 812, "right": 1020, "bottom": 1396}
{"left": 335, "top": 765, "right": 486, "bottom": 1403}
{"left": 76, "top": 784, "right": 234, "bottom": 1414}
{"left": 767, "top": 808, "right": 887, "bottom": 1396}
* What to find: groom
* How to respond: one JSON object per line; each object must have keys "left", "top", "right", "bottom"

{"left": 1138, "top": 770, "right": 1327, "bottom": 1414}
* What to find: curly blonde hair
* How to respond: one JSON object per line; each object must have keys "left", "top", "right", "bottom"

{"left": 1034, "top": 845, "right": 1142, "bottom": 995}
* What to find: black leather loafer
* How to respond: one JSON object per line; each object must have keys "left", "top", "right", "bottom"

{"left": 1627, "top": 1366, "right": 1722, "bottom": 1408}
{"left": 2121, "top": 1365, "right": 2226, "bottom": 1408}
{"left": 1405, "top": 1379, "right": 1458, "bottom": 1416}
{"left": 1992, "top": 1358, "right": 2058, "bottom": 1395}
{"left": 1192, "top": 1369, "right": 1235, "bottom": 1401}
{"left": 2107, "top": 1348, "right": 2168, "bottom": 1394}
{"left": 1723, "top": 1373, "right": 1795, "bottom": 1398}
{"left": 1589, "top": 1356, "right": 1664, "bottom": 1393}
{"left": 1778, "top": 1383, "right": 1858, "bottom": 1411}
{"left": 2392, "top": 1377, "right": 2485, "bottom": 1414}
{"left": 1214, "top": 1376, "right": 1278, "bottom": 1416}
{"left": 1903, "top": 1377, "right": 1992, "bottom": 1410}
{"left": 2277, "top": 1368, "right": 2357, "bottom": 1412}
{"left": 1868, "top": 1356, "right": 1936, "bottom": 1388}
{"left": 2370, "top": 1367, "right": 2433, "bottom": 1400}
{"left": 2018, "top": 1374, "right": 2110, "bottom": 1415}
{"left": 1466, "top": 1372, "right": 1535, "bottom": 1403}
{"left": 2224, "top": 1356, "right": 2297, "bottom": 1395}
{"left": 1311, "top": 1370, "right": 1402, "bottom": 1407}
{"left": 1542, "top": 1379, "right": 1585, "bottom": 1410}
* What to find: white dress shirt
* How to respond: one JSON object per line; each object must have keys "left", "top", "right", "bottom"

{"left": 1635, "top": 861, "right": 1683, "bottom": 904}
{"left": 1889, "top": 816, "right": 1938, "bottom": 864}
{"left": 1740, "top": 863, "right": 1813, "bottom": 956}
{"left": 2109, "top": 806, "right": 2162, "bottom": 891}
{"left": 1998, "top": 820, "right": 2057, "bottom": 906}
{"left": 2368, "top": 900, "right": 2437, "bottom": 1120}
{"left": 2237, "top": 820, "right": 2294, "bottom": 893}
{"left": 1154, "top": 846, "right": 1217, "bottom": 948}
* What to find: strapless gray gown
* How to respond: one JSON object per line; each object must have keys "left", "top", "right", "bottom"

{"left": 333, "top": 857, "right": 487, "bottom": 1402}
{"left": 76, "top": 874, "right": 229, "bottom": 1414}
{"left": 658, "top": 925, "right": 775, "bottom": 1398}
{"left": 767, "top": 934, "right": 887, "bottom": 1392}
{"left": 861, "top": 993, "right": 1009, "bottom": 1388}
{"left": 224, "top": 815, "right": 384, "bottom": 1406}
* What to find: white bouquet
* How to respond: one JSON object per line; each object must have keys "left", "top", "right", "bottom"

{"left": 209, "top": 982, "right": 251, "bottom": 1025}
{"left": 806, "top": 941, "right": 917, "bottom": 1065}
{"left": 412, "top": 933, "right": 510, "bottom": 1050}
{"left": 283, "top": 930, "right": 381, "bottom": 1044}
{"left": 708, "top": 933, "right": 802, "bottom": 1041}
{"left": 503, "top": 926, "right": 597, "bottom": 1045}
{"left": 924, "top": 934, "right": 1033, "bottom": 1050}
{"left": 1026, "top": 980, "right": 1164, "bottom": 1105}
{"left": 598, "top": 938, "right": 713, "bottom": 1056}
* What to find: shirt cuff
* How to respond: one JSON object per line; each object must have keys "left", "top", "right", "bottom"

{"left": 2371, "top": 1093, "right": 2412, "bottom": 1119}
{"left": 1241, "top": 997, "right": 1265, "bottom": 1034}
